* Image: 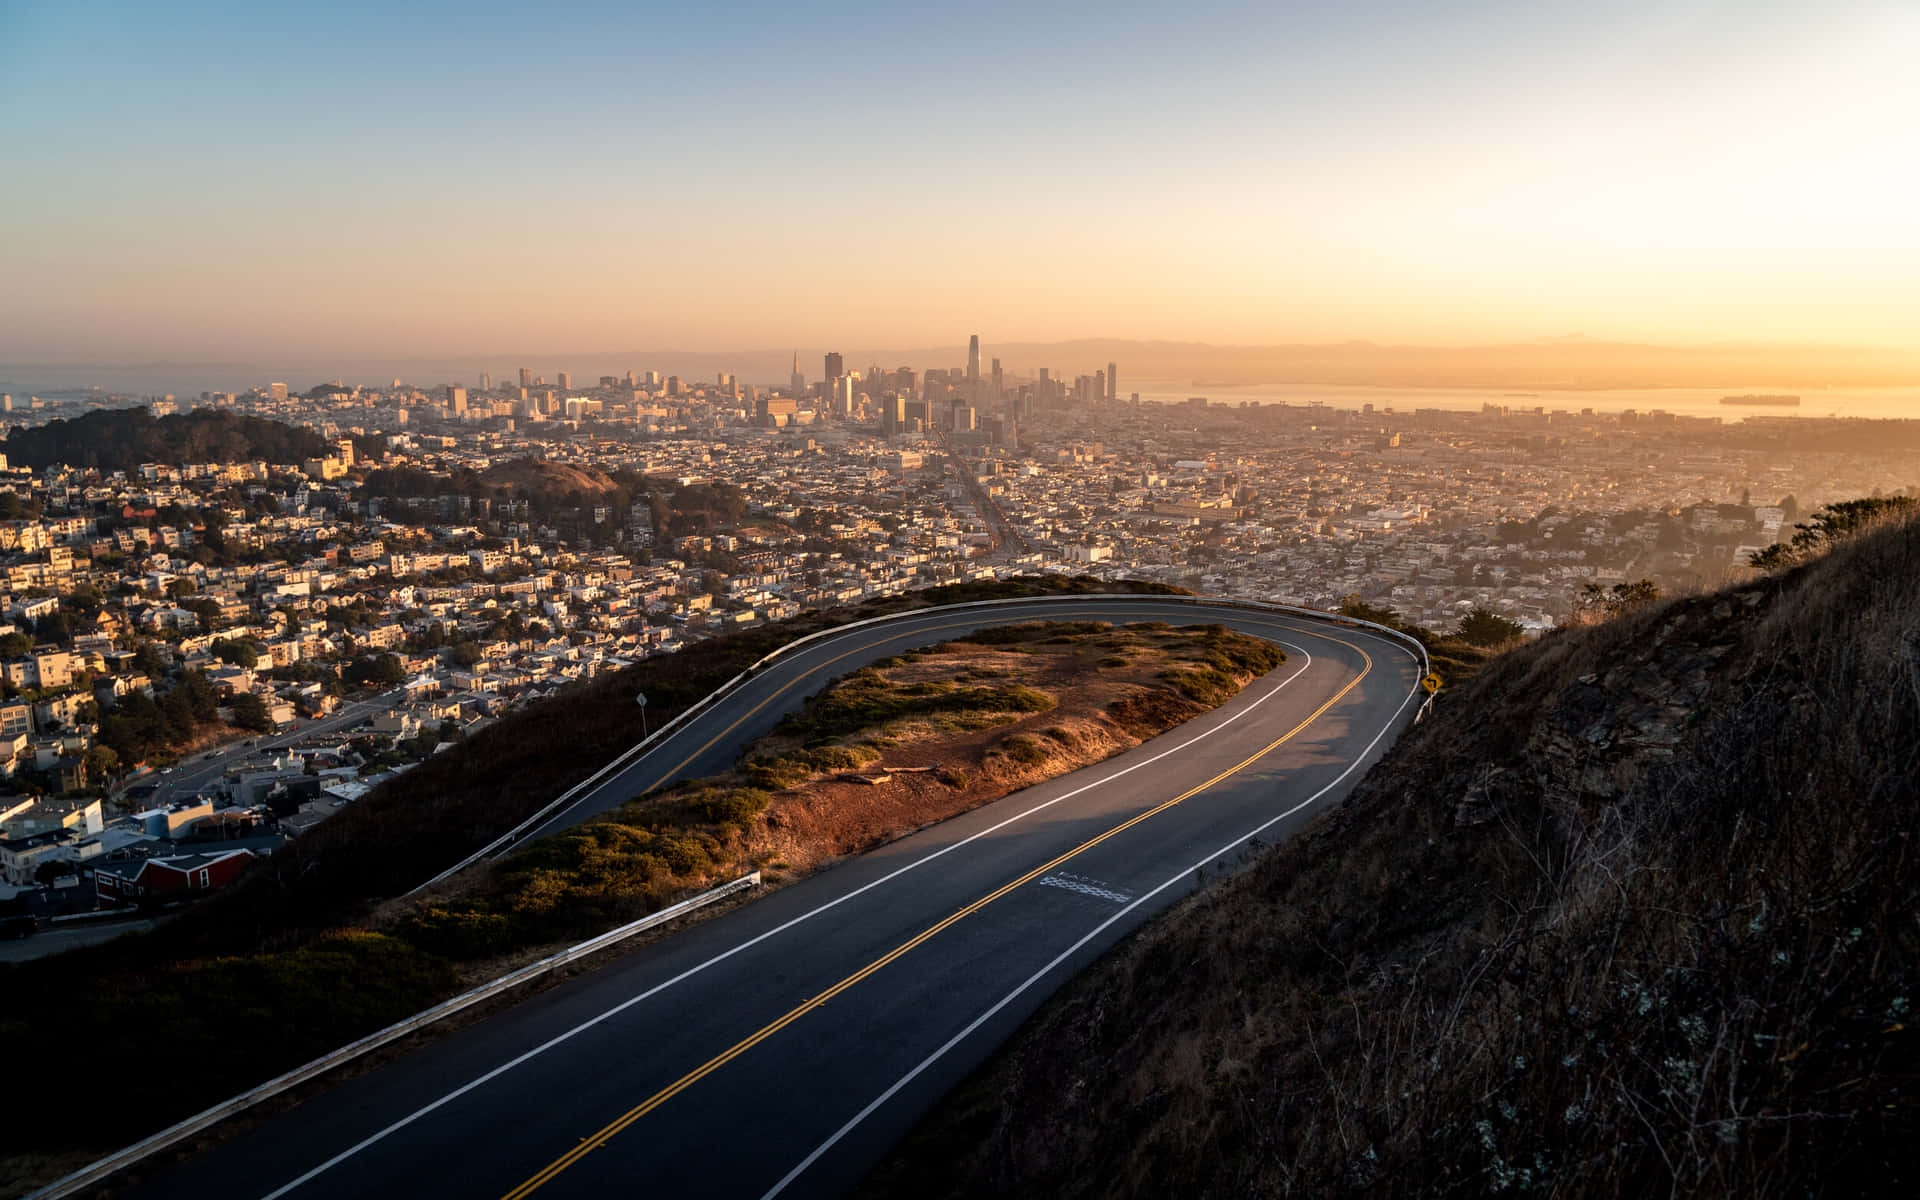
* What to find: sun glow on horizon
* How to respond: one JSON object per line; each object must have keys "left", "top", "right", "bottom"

{"left": 1, "top": 0, "right": 1915, "bottom": 362}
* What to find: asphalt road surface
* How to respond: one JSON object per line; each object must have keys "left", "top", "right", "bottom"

{"left": 126, "top": 598, "right": 1424, "bottom": 1200}
{"left": 0, "top": 915, "right": 156, "bottom": 963}
{"left": 128, "top": 691, "right": 400, "bottom": 808}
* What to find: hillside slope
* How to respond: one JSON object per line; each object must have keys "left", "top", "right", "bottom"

{"left": 868, "top": 519, "right": 1920, "bottom": 1197}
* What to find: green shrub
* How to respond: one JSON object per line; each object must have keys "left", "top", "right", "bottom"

{"left": 400, "top": 906, "right": 517, "bottom": 959}
{"left": 1003, "top": 735, "right": 1052, "bottom": 767}
{"left": 1161, "top": 666, "right": 1238, "bottom": 705}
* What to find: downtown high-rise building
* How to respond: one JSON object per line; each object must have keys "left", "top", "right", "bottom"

{"left": 824, "top": 351, "right": 844, "bottom": 382}
{"left": 967, "top": 334, "right": 981, "bottom": 380}
{"left": 518, "top": 367, "right": 532, "bottom": 389}
{"left": 479, "top": 371, "right": 491, "bottom": 392}
{"left": 1107, "top": 361, "right": 1118, "bottom": 400}
{"left": 557, "top": 371, "right": 572, "bottom": 391}
{"left": 990, "top": 357, "right": 1003, "bottom": 397}
{"left": 790, "top": 352, "right": 806, "bottom": 398}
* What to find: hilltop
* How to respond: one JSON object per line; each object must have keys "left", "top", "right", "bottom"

{"left": 1, "top": 407, "right": 330, "bottom": 472}
{"left": 869, "top": 518, "right": 1920, "bottom": 1197}
{"left": 477, "top": 455, "right": 622, "bottom": 497}
{"left": 0, "top": 577, "right": 1191, "bottom": 1192}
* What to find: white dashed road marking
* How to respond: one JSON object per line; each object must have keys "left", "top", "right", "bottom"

{"left": 1036, "top": 873, "right": 1133, "bottom": 904}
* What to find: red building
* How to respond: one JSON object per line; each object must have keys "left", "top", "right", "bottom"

{"left": 94, "top": 848, "right": 255, "bottom": 904}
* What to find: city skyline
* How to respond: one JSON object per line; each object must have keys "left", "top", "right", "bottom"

{"left": 4, "top": 1, "right": 1917, "bottom": 365}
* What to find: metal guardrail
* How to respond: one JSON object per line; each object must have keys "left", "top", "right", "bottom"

{"left": 29, "top": 592, "right": 1430, "bottom": 1199}
{"left": 404, "top": 661, "right": 759, "bottom": 896}
{"left": 26, "top": 871, "right": 760, "bottom": 1200}
{"left": 412, "top": 591, "right": 1434, "bottom": 897}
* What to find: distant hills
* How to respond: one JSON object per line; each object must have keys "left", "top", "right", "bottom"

{"left": 2, "top": 407, "right": 329, "bottom": 473}
{"left": 488, "top": 337, "right": 1920, "bottom": 391}
{"left": 14, "top": 336, "right": 1918, "bottom": 398}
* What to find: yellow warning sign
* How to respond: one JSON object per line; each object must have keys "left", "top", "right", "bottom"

{"left": 1422, "top": 674, "right": 1443, "bottom": 694}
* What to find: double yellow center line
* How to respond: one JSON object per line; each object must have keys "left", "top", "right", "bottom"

{"left": 500, "top": 632, "right": 1371, "bottom": 1199}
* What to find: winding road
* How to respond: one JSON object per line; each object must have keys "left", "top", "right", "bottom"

{"left": 125, "top": 597, "right": 1424, "bottom": 1200}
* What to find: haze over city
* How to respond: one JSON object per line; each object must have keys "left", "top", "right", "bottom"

{"left": 3, "top": 4, "right": 1918, "bottom": 1200}
{"left": 5, "top": 0, "right": 1918, "bottom": 368}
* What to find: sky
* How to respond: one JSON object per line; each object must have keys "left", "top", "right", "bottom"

{"left": 2, "top": 0, "right": 1916, "bottom": 364}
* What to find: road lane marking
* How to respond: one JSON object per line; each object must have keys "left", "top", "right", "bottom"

{"left": 760, "top": 647, "right": 1428, "bottom": 1199}
{"left": 261, "top": 615, "right": 1405, "bottom": 1199}
{"left": 537, "top": 604, "right": 1278, "bottom": 833}
{"left": 497, "top": 640, "right": 1373, "bottom": 1199}
{"left": 1037, "top": 874, "right": 1133, "bottom": 904}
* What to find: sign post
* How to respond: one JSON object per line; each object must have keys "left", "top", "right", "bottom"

{"left": 635, "top": 691, "right": 648, "bottom": 738}
{"left": 1421, "top": 674, "right": 1443, "bottom": 695}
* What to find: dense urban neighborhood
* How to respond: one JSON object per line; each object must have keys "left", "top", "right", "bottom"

{"left": 0, "top": 360, "right": 1913, "bottom": 937}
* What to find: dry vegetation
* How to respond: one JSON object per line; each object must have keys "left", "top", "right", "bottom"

{"left": 867, "top": 517, "right": 1920, "bottom": 1199}
{"left": 0, "top": 578, "right": 1189, "bottom": 1188}
{"left": 401, "top": 620, "right": 1284, "bottom": 963}
{"left": 0, "top": 595, "right": 1247, "bottom": 1188}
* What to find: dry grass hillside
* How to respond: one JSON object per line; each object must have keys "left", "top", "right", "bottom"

{"left": 399, "top": 620, "right": 1283, "bottom": 968}
{"left": 868, "top": 517, "right": 1920, "bottom": 1198}
{"left": 477, "top": 455, "right": 621, "bottom": 495}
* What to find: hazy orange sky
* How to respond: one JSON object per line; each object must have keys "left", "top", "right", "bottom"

{"left": 3, "top": 0, "right": 1916, "bottom": 363}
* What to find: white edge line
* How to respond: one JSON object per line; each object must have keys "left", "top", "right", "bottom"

{"left": 260, "top": 613, "right": 1333, "bottom": 1198}
{"left": 758, "top": 655, "right": 1426, "bottom": 1198}
{"left": 473, "top": 591, "right": 1427, "bottom": 859}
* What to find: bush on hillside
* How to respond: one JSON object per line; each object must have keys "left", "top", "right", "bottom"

{"left": 872, "top": 508, "right": 1920, "bottom": 1200}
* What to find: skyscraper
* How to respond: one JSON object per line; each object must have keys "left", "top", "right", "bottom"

{"left": 824, "top": 351, "right": 844, "bottom": 381}
{"left": 479, "top": 371, "right": 491, "bottom": 392}
{"left": 557, "top": 371, "right": 571, "bottom": 391}
{"left": 1107, "top": 361, "right": 1118, "bottom": 400}
{"left": 519, "top": 367, "right": 532, "bottom": 389}
{"left": 790, "top": 352, "right": 806, "bottom": 398}
{"left": 967, "top": 334, "right": 981, "bottom": 380}
{"left": 990, "top": 357, "right": 1003, "bottom": 397}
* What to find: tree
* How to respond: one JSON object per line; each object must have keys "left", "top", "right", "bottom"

{"left": 1748, "top": 543, "right": 1794, "bottom": 571}
{"left": 83, "top": 744, "right": 119, "bottom": 780}
{"left": 0, "top": 632, "right": 29, "bottom": 659}
{"left": 1338, "top": 595, "right": 1404, "bottom": 629}
{"left": 132, "top": 640, "right": 170, "bottom": 678}
{"left": 1456, "top": 607, "right": 1525, "bottom": 648}
{"left": 1576, "top": 579, "right": 1662, "bottom": 621}
{"left": 231, "top": 692, "right": 274, "bottom": 733}
{"left": 212, "top": 638, "right": 260, "bottom": 669}
{"left": 179, "top": 597, "right": 222, "bottom": 631}
{"left": 345, "top": 653, "right": 406, "bottom": 688}
{"left": 1749, "top": 496, "right": 1918, "bottom": 571}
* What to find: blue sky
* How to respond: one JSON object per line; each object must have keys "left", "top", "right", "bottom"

{"left": 2, "top": 1, "right": 1915, "bottom": 361}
